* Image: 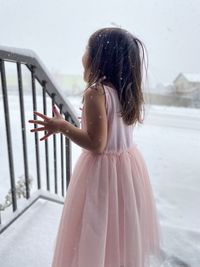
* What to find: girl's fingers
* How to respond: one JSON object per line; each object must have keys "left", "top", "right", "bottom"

{"left": 33, "top": 111, "right": 49, "bottom": 120}
{"left": 40, "top": 132, "right": 52, "bottom": 141}
{"left": 28, "top": 119, "right": 47, "bottom": 126}
{"left": 53, "top": 105, "right": 62, "bottom": 117}
{"left": 30, "top": 127, "right": 46, "bottom": 132}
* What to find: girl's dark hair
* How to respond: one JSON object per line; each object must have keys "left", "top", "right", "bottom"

{"left": 81, "top": 27, "right": 148, "bottom": 126}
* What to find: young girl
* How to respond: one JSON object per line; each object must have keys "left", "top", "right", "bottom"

{"left": 29, "top": 27, "right": 163, "bottom": 267}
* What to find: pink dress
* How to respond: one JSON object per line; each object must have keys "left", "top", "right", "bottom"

{"left": 51, "top": 84, "right": 163, "bottom": 267}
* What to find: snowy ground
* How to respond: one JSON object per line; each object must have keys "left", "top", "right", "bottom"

{"left": 0, "top": 94, "right": 200, "bottom": 267}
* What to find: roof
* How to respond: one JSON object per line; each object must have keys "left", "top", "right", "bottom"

{"left": 174, "top": 72, "right": 200, "bottom": 83}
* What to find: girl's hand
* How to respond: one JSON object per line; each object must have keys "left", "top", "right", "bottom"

{"left": 28, "top": 105, "right": 65, "bottom": 141}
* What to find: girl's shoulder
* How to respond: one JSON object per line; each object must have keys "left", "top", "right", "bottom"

{"left": 84, "top": 83, "right": 105, "bottom": 98}
{"left": 83, "top": 82, "right": 107, "bottom": 109}
{"left": 88, "top": 82, "right": 106, "bottom": 96}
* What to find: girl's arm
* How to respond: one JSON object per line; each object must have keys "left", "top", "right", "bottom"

{"left": 59, "top": 86, "right": 107, "bottom": 153}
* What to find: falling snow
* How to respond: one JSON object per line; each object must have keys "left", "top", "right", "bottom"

{"left": 0, "top": 96, "right": 200, "bottom": 267}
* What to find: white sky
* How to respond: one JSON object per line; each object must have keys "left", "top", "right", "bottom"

{"left": 0, "top": 0, "right": 200, "bottom": 86}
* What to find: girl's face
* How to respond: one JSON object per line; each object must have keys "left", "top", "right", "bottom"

{"left": 82, "top": 45, "right": 89, "bottom": 69}
{"left": 82, "top": 45, "right": 89, "bottom": 82}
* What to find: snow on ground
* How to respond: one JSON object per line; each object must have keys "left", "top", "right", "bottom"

{"left": 0, "top": 94, "right": 200, "bottom": 267}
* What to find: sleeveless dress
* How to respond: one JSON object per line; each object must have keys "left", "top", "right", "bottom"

{"left": 51, "top": 84, "right": 163, "bottom": 267}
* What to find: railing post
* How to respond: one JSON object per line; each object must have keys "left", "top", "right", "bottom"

{"left": 42, "top": 80, "right": 50, "bottom": 191}
{"left": 51, "top": 93, "right": 58, "bottom": 194}
{"left": 16, "top": 62, "right": 30, "bottom": 199}
{"left": 0, "top": 59, "right": 17, "bottom": 211}
{"left": 31, "top": 65, "right": 41, "bottom": 189}
{"left": 59, "top": 104, "right": 65, "bottom": 197}
{"left": 64, "top": 113, "right": 72, "bottom": 190}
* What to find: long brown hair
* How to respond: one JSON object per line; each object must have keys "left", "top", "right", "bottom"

{"left": 81, "top": 27, "right": 148, "bottom": 126}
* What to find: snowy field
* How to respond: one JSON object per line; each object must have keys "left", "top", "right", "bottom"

{"left": 0, "top": 93, "right": 200, "bottom": 267}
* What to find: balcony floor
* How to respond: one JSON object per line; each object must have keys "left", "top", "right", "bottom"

{"left": 0, "top": 198, "right": 63, "bottom": 267}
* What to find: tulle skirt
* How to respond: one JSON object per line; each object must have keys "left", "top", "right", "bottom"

{"left": 51, "top": 144, "right": 163, "bottom": 267}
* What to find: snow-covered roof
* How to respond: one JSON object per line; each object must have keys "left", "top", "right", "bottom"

{"left": 174, "top": 72, "right": 200, "bottom": 83}
{"left": 183, "top": 73, "right": 200, "bottom": 82}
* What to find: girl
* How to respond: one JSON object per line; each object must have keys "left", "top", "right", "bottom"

{"left": 29, "top": 27, "right": 163, "bottom": 267}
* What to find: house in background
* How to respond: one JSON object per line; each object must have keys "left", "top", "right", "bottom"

{"left": 142, "top": 72, "right": 200, "bottom": 108}
{"left": 173, "top": 72, "right": 200, "bottom": 94}
{"left": 52, "top": 72, "right": 85, "bottom": 96}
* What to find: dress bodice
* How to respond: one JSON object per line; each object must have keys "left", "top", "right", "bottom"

{"left": 80, "top": 84, "right": 135, "bottom": 154}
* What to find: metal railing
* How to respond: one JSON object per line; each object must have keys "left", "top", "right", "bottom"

{"left": 0, "top": 45, "right": 80, "bottom": 233}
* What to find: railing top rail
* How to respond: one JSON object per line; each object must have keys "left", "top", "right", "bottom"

{"left": 0, "top": 45, "right": 80, "bottom": 127}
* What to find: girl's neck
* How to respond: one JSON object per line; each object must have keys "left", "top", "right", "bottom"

{"left": 102, "top": 81, "right": 115, "bottom": 90}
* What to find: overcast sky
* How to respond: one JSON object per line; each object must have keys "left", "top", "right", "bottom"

{"left": 0, "top": 0, "right": 200, "bottom": 86}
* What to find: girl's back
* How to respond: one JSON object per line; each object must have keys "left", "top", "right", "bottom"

{"left": 81, "top": 83, "right": 135, "bottom": 154}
